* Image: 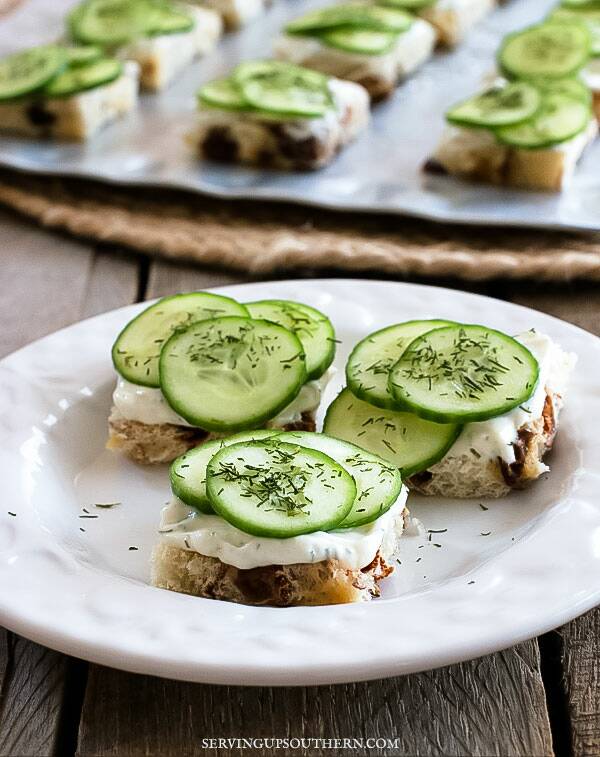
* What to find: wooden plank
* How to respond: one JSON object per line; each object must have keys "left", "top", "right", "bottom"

{"left": 146, "top": 260, "right": 250, "bottom": 299}
{"left": 507, "top": 282, "right": 600, "bottom": 757}
{"left": 78, "top": 640, "right": 551, "bottom": 757}
{"left": 0, "top": 213, "right": 141, "bottom": 757}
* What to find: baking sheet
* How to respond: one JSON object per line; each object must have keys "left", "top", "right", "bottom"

{"left": 0, "top": 0, "right": 599, "bottom": 232}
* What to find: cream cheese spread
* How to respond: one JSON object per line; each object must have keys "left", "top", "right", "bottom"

{"left": 158, "top": 486, "right": 408, "bottom": 570}
{"left": 112, "top": 367, "right": 335, "bottom": 428}
{"left": 446, "top": 330, "right": 576, "bottom": 465}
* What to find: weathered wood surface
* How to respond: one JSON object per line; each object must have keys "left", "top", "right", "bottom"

{"left": 0, "top": 212, "right": 140, "bottom": 757}
{"left": 0, "top": 216, "right": 598, "bottom": 757}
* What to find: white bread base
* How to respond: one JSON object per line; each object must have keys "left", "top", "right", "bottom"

{"left": 151, "top": 507, "right": 408, "bottom": 606}
{"left": 431, "top": 119, "right": 598, "bottom": 191}
{"left": 274, "top": 20, "right": 437, "bottom": 100}
{"left": 193, "top": 77, "right": 370, "bottom": 169}
{"left": 0, "top": 63, "right": 139, "bottom": 141}
{"left": 408, "top": 390, "right": 561, "bottom": 498}
{"left": 420, "top": 0, "right": 496, "bottom": 47}
{"left": 119, "top": 6, "right": 222, "bottom": 90}
{"left": 107, "top": 406, "right": 318, "bottom": 464}
{"left": 190, "top": 0, "right": 268, "bottom": 28}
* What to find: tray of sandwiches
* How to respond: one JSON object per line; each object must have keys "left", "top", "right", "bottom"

{"left": 0, "top": 0, "right": 599, "bottom": 231}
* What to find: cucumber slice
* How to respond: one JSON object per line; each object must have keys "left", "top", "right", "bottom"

{"left": 0, "top": 45, "right": 67, "bottom": 102}
{"left": 499, "top": 22, "right": 591, "bottom": 81}
{"left": 446, "top": 82, "right": 542, "bottom": 128}
{"left": 562, "top": 0, "right": 600, "bottom": 8}
{"left": 112, "top": 292, "right": 249, "bottom": 387}
{"left": 550, "top": 8, "right": 600, "bottom": 56}
{"left": 159, "top": 316, "right": 307, "bottom": 432}
{"left": 495, "top": 92, "right": 591, "bottom": 148}
{"left": 44, "top": 58, "right": 123, "bottom": 98}
{"left": 198, "top": 77, "right": 249, "bottom": 111}
{"left": 206, "top": 439, "right": 356, "bottom": 537}
{"left": 245, "top": 300, "right": 335, "bottom": 380}
{"left": 286, "top": 5, "right": 413, "bottom": 34}
{"left": 70, "top": 0, "right": 150, "bottom": 46}
{"left": 145, "top": 2, "right": 194, "bottom": 35}
{"left": 170, "top": 429, "right": 279, "bottom": 513}
{"left": 278, "top": 430, "right": 403, "bottom": 528}
{"left": 377, "top": 0, "right": 435, "bottom": 8}
{"left": 347, "top": 320, "right": 453, "bottom": 410}
{"left": 388, "top": 324, "right": 539, "bottom": 424}
{"left": 324, "top": 388, "right": 461, "bottom": 477}
{"left": 65, "top": 46, "right": 103, "bottom": 67}
{"left": 320, "top": 29, "right": 398, "bottom": 55}
{"left": 534, "top": 76, "right": 592, "bottom": 105}
{"left": 234, "top": 61, "right": 334, "bottom": 118}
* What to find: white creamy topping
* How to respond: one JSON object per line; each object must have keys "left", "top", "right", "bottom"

{"left": 447, "top": 330, "right": 576, "bottom": 466}
{"left": 158, "top": 487, "right": 408, "bottom": 570}
{"left": 582, "top": 57, "right": 600, "bottom": 93}
{"left": 112, "top": 367, "right": 335, "bottom": 428}
{"left": 274, "top": 19, "right": 435, "bottom": 85}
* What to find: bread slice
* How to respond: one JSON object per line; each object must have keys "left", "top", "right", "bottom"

{"left": 407, "top": 390, "right": 561, "bottom": 498}
{"left": 192, "top": 0, "right": 270, "bottom": 29}
{"left": 0, "top": 62, "right": 139, "bottom": 141}
{"left": 151, "top": 507, "right": 408, "bottom": 606}
{"left": 107, "top": 406, "right": 317, "bottom": 464}
{"left": 419, "top": 0, "right": 496, "bottom": 47}
{"left": 273, "top": 19, "right": 437, "bottom": 101}
{"left": 118, "top": 5, "right": 222, "bottom": 91}
{"left": 427, "top": 119, "right": 598, "bottom": 191}
{"left": 193, "top": 77, "right": 370, "bottom": 170}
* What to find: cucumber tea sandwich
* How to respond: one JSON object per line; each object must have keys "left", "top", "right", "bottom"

{"left": 324, "top": 320, "right": 575, "bottom": 498}
{"left": 190, "top": 0, "right": 272, "bottom": 30}
{"left": 193, "top": 60, "right": 370, "bottom": 169}
{"left": 68, "top": 0, "right": 223, "bottom": 92}
{"left": 428, "top": 20, "right": 598, "bottom": 190}
{"left": 152, "top": 432, "right": 409, "bottom": 606}
{"left": 108, "top": 293, "right": 337, "bottom": 464}
{"left": 0, "top": 44, "right": 139, "bottom": 140}
{"left": 274, "top": 4, "right": 437, "bottom": 100}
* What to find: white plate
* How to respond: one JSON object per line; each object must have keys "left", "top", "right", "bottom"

{"left": 1, "top": 0, "right": 599, "bottom": 232}
{"left": 1, "top": 279, "right": 599, "bottom": 686}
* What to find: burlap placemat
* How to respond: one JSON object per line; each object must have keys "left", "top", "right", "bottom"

{"left": 2, "top": 168, "right": 600, "bottom": 281}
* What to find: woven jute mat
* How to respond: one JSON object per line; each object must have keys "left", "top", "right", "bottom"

{"left": 2, "top": 168, "right": 600, "bottom": 281}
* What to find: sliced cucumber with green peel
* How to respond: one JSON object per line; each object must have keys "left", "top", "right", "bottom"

{"left": 446, "top": 82, "right": 542, "bottom": 128}
{"left": 234, "top": 61, "right": 333, "bottom": 118}
{"left": 278, "top": 430, "right": 403, "bottom": 529}
{"left": 551, "top": 8, "right": 600, "bottom": 56}
{"left": 206, "top": 439, "right": 356, "bottom": 537}
{"left": 69, "top": 0, "right": 149, "bottom": 46}
{"left": 246, "top": 300, "right": 335, "bottom": 380}
{"left": 377, "top": 0, "right": 435, "bottom": 8}
{"left": 287, "top": 4, "right": 413, "bottom": 34}
{"left": 533, "top": 76, "right": 592, "bottom": 105}
{"left": 347, "top": 320, "right": 453, "bottom": 410}
{"left": 170, "top": 429, "right": 279, "bottom": 513}
{"left": 44, "top": 58, "right": 123, "bottom": 97}
{"left": 324, "top": 388, "right": 461, "bottom": 477}
{"left": 388, "top": 325, "right": 539, "bottom": 424}
{"left": 112, "top": 292, "right": 249, "bottom": 387}
{"left": 320, "top": 28, "right": 398, "bottom": 55}
{"left": 0, "top": 46, "right": 67, "bottom": 102}
{"left": 198, "top": 77, "right": 249, "bottom": 111}
{"left": 159, "top": 316, "right": 307, "bottom": 432}
{"left": 145, "top": 2, "right": 194, "bottom": 35}
{"left": 65, "top": 46, "right": 103, "bottom": 67}
{"left": 499, "top": 22, "right": 591, "bottom": 81}
{"left": 495, "top": 92, "right": 591, "bottom": 148}
{"left": 561, "top": 0, "right": 600, "bottom": 8}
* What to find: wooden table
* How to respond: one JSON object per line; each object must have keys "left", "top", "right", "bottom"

{"left": 0, "top": 208, "right": 599, "bottom": 757}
